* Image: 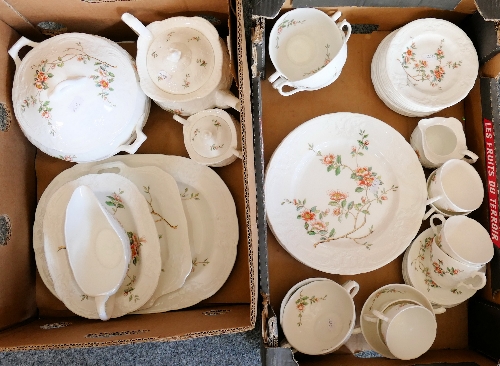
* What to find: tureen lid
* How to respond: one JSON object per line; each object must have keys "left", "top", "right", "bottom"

{"left": 11, "top": 33, "right": 142, "bottom": 158}
{"left": 146, "top": 28, "right": 215, "bottom": 95}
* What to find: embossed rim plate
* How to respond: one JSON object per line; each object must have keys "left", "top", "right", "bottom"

{"left": 88, "top": 161, "right": 192, "bottom": 310}
{"left": 386, "top": 18, "right": 478, "bottom": 109}
{"left": 360, "top": 284, "right": 435, "bottom": 359}
{"left": 34, "top": 154, "right": 238, "bottom": 312}
{"left": 265, "top": 112, "right": 426, "bottom": 274}
{"left": 43, "top": 173, "right": 161, "bottom": 319}
{"left": 403, "top": 226, "right": 483, "bottom": 307}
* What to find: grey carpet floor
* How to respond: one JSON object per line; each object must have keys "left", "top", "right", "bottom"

{"left": 0, "top": 323, "right": 261, "bottom": 366}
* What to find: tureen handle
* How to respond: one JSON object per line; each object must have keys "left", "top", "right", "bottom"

{"left": 8, "top": 37, "right": 40, "bottom": 68}
{"left": 121, "top": 13, "right": 153, "bottom": 41}
{"left": 114, "top": 119, "right": 147, "bottom": 154}
{"left": 173, "top": 115, "right": 188, "bottom": 125}
{"left": 337, "top": 19, "right": 352, "bottom": 43}
{"left": 215, "top": 90, "right": 241, "bottom": 112}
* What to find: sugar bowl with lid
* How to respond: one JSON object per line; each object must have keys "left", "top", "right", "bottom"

{"left": 9, "top": 33, "right": 150, "bottom": 163}
{"left": 122, "top": 13, "right": 240, "bottom": 116}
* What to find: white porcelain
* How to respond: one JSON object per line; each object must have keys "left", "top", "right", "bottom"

{"left": 9, "top": 33, "right": 150, "bottom": 163}
{"left": 43, "top": 173, "right": 161, "bottom": 319}
{"left": 360, "top": 284, "right": 439, "bottom": 359}
{"left": 88, "top": 161, "right": 192, "bottom": 310}
{"left": 404, "top": 226, "right": 485, "bottom": 307}
{"left": 430, "top": 239, "right": 486, "bottom": 291}
{"left": 282, "top": 279, "right": 359, "bottom": 355}
{"left": 422, "top": 170, "right": 472, "bottom": 220}
{"left": 33, "top": 155, "right": 238, "bottom": 313}
{"left": 122, "top": 13, "right": 239, "bottom": 116}
{"left": 268, "top": 9, "right": 351, "bottom": 96}
{"left": 372, "top": 18, "right": 478, "bottom": 117}
{"left": 265, "top": 112, "right": 426, "bottom": 274}
{"left": 65, "top": 185, "right": 131, "bottom": 321}
{"left": 430, "top": 214, "right": 493, "bottom": 266}
{"left": 410, "top": 117, "right": 478, "bottom": 168}
{"left": 173, "top": 109, "right": 242, "bottom": 167}
{"left": 279, "top": 278, "right": 329, "bottom": 327}
{"left": 426, "top": 159, "right": 483, "bottom": 213}
{"left": 373, "top": 301, "right": 436, "bottom": 360}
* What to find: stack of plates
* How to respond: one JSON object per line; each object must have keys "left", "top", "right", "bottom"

{"left": 371, "top": 18, "right": 478, "bottom": 117}
{"left": 34, "top": 155, "right": 238, "bottom": 319}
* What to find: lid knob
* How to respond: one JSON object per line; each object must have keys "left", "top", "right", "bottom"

{"left": 165, "top": 48, "right": 182, "bottom": 63}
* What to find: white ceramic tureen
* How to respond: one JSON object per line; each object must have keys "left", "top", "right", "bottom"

{"left": 9, "top": 33, "right": 150, "bottom": 163}
{"left": 122, "top": 13, "right": 240, "bottom": 116}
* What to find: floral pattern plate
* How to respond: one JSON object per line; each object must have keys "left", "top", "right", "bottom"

{"left": 33, "top": 155, "right": 238, "bottom": 312}
{"left": 88, "top": 162, "right": 192, "bottom": 310}
{"left": 386, "top": 18, "right": 478, "bottom": 109}
{"left": 265, "top": 113, "right": 426, "bottom": 274}
{"left": 360, "top": 284, "right": 435, "bottom": 359}
{"left": 403, "top": 226, "right": 484, "bottom": 307}
{"left": 43, "top": 173, "right": 161, "bottom": 319}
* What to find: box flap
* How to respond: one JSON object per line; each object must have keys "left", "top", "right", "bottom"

{"left": 475, "top": 0, "right": 500, "bottom": 21}
{"left": 292, "top": 0, "right": 461, "bottom": 10}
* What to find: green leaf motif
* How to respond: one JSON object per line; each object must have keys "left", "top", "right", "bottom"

{"left": 335, "top": 166, "right": 341, "bottom": 176}
{"left": 329, "top": 228, "right": 335, "bottom": 237}
{"left": 355, "top": 187, "right": 364, "bottom": 193}
{"left": 341, "top": 200, "right": 346, "bottom": 208}
{"left": 307, "top": 231, "right": 316, "bottom": 236}
{"left": 327, "top": 165, "right": 334, "bottom": 172}
{"left": 347, "top": 201, "right": 354, "bottom": 210}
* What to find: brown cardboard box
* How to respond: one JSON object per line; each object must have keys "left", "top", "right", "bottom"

{"left": 0, "top": 0, "right": 258, "bottom": 350}
{"left": 254, "top": 0, "right": 500, "bottom": 364}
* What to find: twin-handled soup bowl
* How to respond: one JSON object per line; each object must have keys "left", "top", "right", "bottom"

{"left": 268, "top": 8, "right": 351, "bottom": 96}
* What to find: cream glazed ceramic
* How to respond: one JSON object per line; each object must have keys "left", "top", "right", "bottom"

{"left": 265, "top": 112, "right": 426, "bottom": 274}
{"left": 173, "top": 109, "right": 242, "bottom": 167}
{"left": 88, "top": 161, "right": 192, "bottom": 310}
{"left": 33, "top": 155, "right": 238, "bottom": 313}
{"left": 43, "top": 173, "right": 161, "bottom": 319}
{"left": 9, "top": 33, "right": 150, "bottom": 163}
{"left": 65, "top": 185, "right": 131, "bottom": 321}
{"left": 122, "top": 13, "right": 240, "bottom": 116}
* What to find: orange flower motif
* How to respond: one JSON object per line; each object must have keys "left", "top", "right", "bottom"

{"left": 112, "top": 193, "right": 123, "bottom": 203}
{"left": 437, "top": 49, "right": 444, "bottom": 56}
{"left": 329, "top": 190, "right": 348, "bottom": 202}
{"left": 333, "top": 208, "right": 341, "bottom": 216}
{"left": 99, "top": 79, "right": 109, "bottom": 88}
{"left": 322, "top": 154, "right": 335, "bottom": 165}
{"left": 420, "top": 60, "right": 428, "bottom": 67}
{"left": 433, "top": 66, "right": 445, "bottom": 80}
{"left": 41, "top": 110, "right": 50, "bottom": 119}
{"left": 296, "top": 303, "right": 304, "bottom": 311}
{"left": 381, "top": 195, "right": 388, "bottom": 200}
{"left": 406, "top": 49, "right": 413, "bottom": 56}
{"left": 301, "top": 210, "right": 315, "bottom": 222}
{"left": 311, "top": 220, "right": 327, "bottom": 232}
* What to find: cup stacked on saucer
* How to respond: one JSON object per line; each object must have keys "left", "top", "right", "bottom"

{"left": 279, "top": 278, "right": 361, "bottom": 355}
{"left": 371, "top": 18, "right": 478, "bottom": 117}
{"left": 33, "top": 155, "right": 239, "bottom": 320}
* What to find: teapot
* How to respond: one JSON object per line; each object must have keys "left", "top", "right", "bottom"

{"left": 410, "top": 117, "right": 478, "bottom": 169}
{"left": 122, "top": 13, "right": 240, "bottom": 116}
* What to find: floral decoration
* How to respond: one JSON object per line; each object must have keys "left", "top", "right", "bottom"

{"left": 197, "top": 59, "right": 207, "bottom": 67}
{"left": 295, "top": 289, "right": 327, "bottom": 326}
{"left": 191, "top": 257, "right": 209, "bottom": 272}
{"left": 105, "top": 189, "right": 125, "bottom": 214}
{"left": 58, "top": 155, "right": 76, "bottom": 162}
{"left": 303, "top": 44, "right": 331, "bottom": 77}
{"left": 123, "top": 274, "right": 139, "bottom": 302}
{"left": 368, "top": 288, "right": 405, "bottom": 310}
{"left": 282, "top": 130, "right": 397, "bottom": 249}
{"left": 182, "top": 74, "right": 191, "bottom": 88}
{"left": 275, "top": 18, "right": 306, "bottom": 49}
{"left": 431, "top": 258, "right": 462, "bottom": 277}
{"left": 210, "top": 143, "right": 225, "bottom": 151}
{"left": 143, "top": 186, "right": 177, "bottom": 229}
{"left": 188, "top": 36, "right": 201, "bottom": 42}
{"left": 180, "top": 187, "right": 200, "bottom": 200}
{"left": 399, "top": 39, "right": 462, "bottom": 89}
{"left": 127, "top": 231, "right": 145, "bottom": 266}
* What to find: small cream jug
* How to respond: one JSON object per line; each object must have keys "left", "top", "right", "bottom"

{"left": 410, "top": 117, "right": 478, "bottom": 168}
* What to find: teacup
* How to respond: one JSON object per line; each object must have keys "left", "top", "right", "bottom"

{"left": 410, "top": 117, "right": 478, "bottom": 169}
{"left": 268, "top": 8, "right": 351, "bottom": 96}
{"left": 369, "top": 300, "right": 437, "bottom": 360}
{"left": 430, "top": 214, "right": 493, "bottom": 266}
{"left": 281, "top": 279, "right": 359, "bottom": 355}
{"left": 426, "top": 159, "right": 483, "bottom": 214}
{"left": 429, "top": 239, "right": 486, "bottom": 291}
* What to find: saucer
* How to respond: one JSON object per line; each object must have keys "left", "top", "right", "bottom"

{"left": 360, "top": 283, "right": 435, "bottom": 359}
{"left": 403, "top": 226, "right": 482, "bottom": 307}
{"left": 43, "top": 173, "right": 161, "bottom": 319}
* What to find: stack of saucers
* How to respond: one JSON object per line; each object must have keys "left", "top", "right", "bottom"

{"left": 33, "top": 155, "right": 238, "bottom": 320}
{"left": 371, "top": 18, "right": 478, "bottom": 117}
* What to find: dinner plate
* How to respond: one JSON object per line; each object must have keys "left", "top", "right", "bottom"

{"left": 34, "top": 154, "right": 238, "bottom": 312}
{"left": 43, "top": 173, "right": 161, "bottom": 319}
{"left": 403, "top": 226, "right": 482, "bottom": 307}
{"left": 88, "top": 161, "right": 192, "bottom": 310}
{"left": 265, "top": 112, "right": 426, "bottom": 274}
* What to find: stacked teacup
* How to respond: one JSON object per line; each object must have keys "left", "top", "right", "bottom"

{"left": 268, "top": 8, "right": 351, "bottom": 96}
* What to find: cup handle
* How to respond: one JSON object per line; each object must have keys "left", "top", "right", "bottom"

{"left": 121, "top": 13, "right": 153, "bottom": 41}
{"left": 173, "top": 114, "right": 188, "bottom": 125}
{"left": 432, "top": 306, "right": 446, "bottom": 315}
{"left": 457, "top": 272, "right": 486, "bottom": 290}
{"left": 95, "top": 294, "right": 111, "bottom": 321}
{"left": 429, "top": 214, "right": 445, "bottom": 235}
{"left": 351, "top": 327, "right": 362, "bottom": 335}
{"left": 461, "top": 150, "right": 478, "bottom": 164}
{"left": 363, "top": 314, "right": 378, "bottom": 323}
{"left": 423, "top": 205, "right": 437, "bottom": 221}
{"left": 268, "top": 70, "right": 282, "bottom": 84}
{"left": 330, "top": 10, "right": 342, "bottom": 22}
{"left": 337, "top": 19, "right": 352, "bottom": 43}
{"left": 215, "top": 90, "right": 240, "bottom": 111}
{"left": 342, "top": 280, "right": 359, "bottom": 299}
{"left": 272, "top": 78, "right": 306, "bottom": 97}
{"left": 371, "top": 310, "right": 389, "bottom": 322}
{"left": 8, "top": 36, "right": 40, "bottom": 68}
{"left": 89, "top": 161, "right": 128, "bottom": 175}
{"left": 114, "top": 121, "right": 147, "bottom": 154}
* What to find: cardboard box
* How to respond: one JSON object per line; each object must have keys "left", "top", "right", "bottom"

{"left": 251, "top": 0, "right": 500, "bottom": 364}
{"left": 0, "top": 0, "right": 259, "bottom": 350}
